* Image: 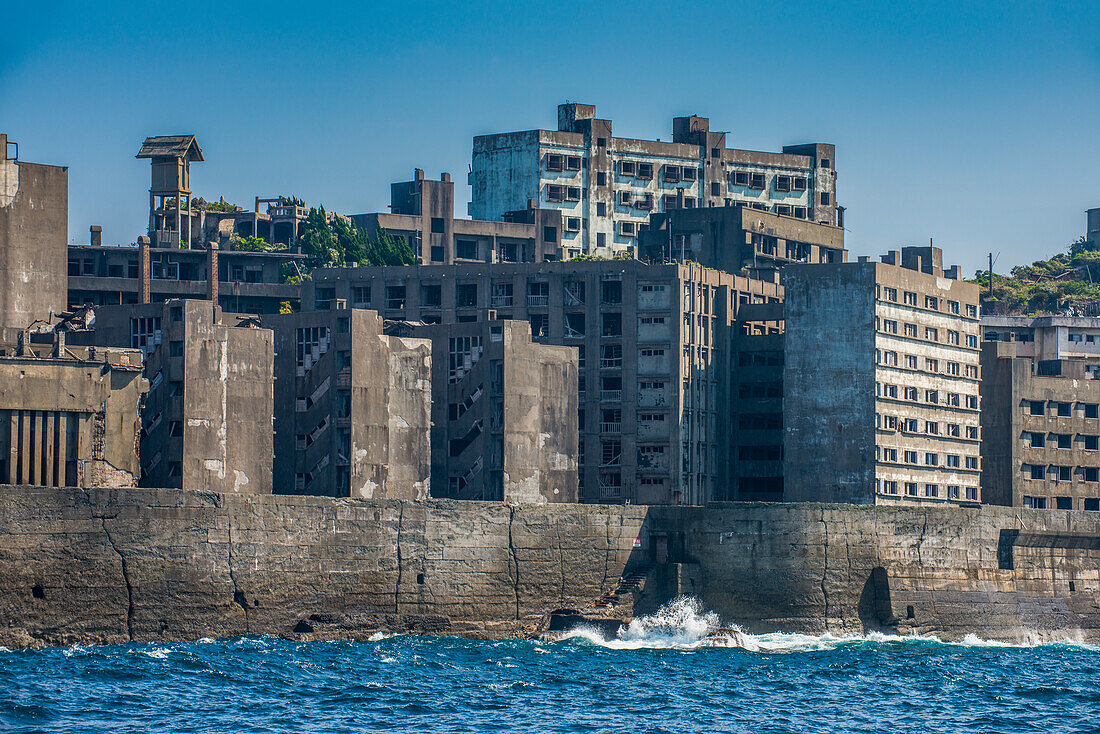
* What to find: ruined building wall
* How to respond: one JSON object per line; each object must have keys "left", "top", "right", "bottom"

{"left": 0, "top": 348, "right": 145, "bottom": 487}
{"left": 0, "top": 135, "right": 68, "bottom": 343}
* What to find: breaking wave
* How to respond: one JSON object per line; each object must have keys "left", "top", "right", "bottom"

{"left": 558, "top": 596, "right": 1100, "bottom": 653}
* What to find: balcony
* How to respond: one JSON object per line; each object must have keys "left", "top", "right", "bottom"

{"left": 600, "top": 390, "right": 622, "bottom": 402}
{"left": 527, "top": 294, "right": 549, "bottom": 307}
{"left": 600, "top": 357, "right": 622, "bottom": 369}
{"left": 491, "top": 295, "right": 513, "bottom": 308}
{"left": 600, "top": 422, "right": 622, "bottom": 434}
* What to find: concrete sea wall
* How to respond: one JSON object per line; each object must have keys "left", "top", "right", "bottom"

{"left": 1, "top": 486, "right": 1099, "bottom": 648}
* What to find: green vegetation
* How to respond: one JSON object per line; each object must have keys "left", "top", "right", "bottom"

{"left": 232, "top": 234, "right": 281, "bottom": 253}
{"left": 193, "top": 197, "right": 238, "bottom": 213}
{"left": 295, "top": 206, "right": 416, "bottom": 273}
{"left": 972, "top": 237, "right": 1100, "bottom": 315}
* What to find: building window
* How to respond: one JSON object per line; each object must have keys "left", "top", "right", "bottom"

{"left": 637, "top": 162, "right": 654, "bottom": 180}
{"left": 749, "top": 172, "right": 765, "bottom": 190}
{"left": 1029, "top": 400, "right": 1045, "bottom": 416}
{"left": 1056, "top": 433, "right": 1072, "bottom": 449}
{"left": 947, "top": 454, "right": 960, "bottom": 468}
{"left": 1023, "top": 496, "right": 1047, "bottom": 509}
{"left": 596, "top": 172, "right": 607, "bottom": 186}
{"left": 455, "top": 283, "right": 478, "bottom": 308}
{"left": 732, "top": 171, "right": 749, "bottom": 186}
{"left": 456, "top": 239, "right": 478, "bottom": 260}
{"left": 1057, "top": 402, "right": 1072, "bottom": 417}
{"left": 1029, "top": 432, "right": 1046, "bottom": 448}
{"left": 966, "top": 456, "right": 979, "bottom": 469}
{"left": 904, "top": 291, "right": 917, "bottom": 306}
{"left": 169, "top": 340, "right": 184, "bottom": 357}
{"left": 566, "top": 156, "right": 582, "bottom": 171}
{"left": 820, "top": 192, "right": 831, "bottom": 205}
{"left": 948, "top": 486, "right": 960, "bottom": 500}
{"left": 386, "top": 285, "right": 406, "bottom": 310}
{"left": 1029, "top": 465, "right": 1045, "bottom": 480}
{"left": 1085, "top": 468, "right": 1100, "bottom": 483}
{"left": 1085, "top": 404, "right": 1100, "bottom": 419}
{"left": 596, "top": 203, "right": 607, "bottom": 216}
{"left": 905, "top": 482, "right": 918, "bottom": 496}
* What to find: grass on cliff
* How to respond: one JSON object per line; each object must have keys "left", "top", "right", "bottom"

{"left": 972, "top": 237, "right": 1100, "bottom": 316}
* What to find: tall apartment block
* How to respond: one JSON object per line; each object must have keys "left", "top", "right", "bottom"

{"left": 1086, "top": 207, "right": 1100, "bottom": 249}
{"left": 303, "top": 260, "right": 784, "bottom": 505}
{"left": 0, "top": 134, "right": 68, "bottom": 344}
{"left": 89, "top": 300, "right": 274, "bottom": 493}
{"left": 0, "top": 333, "right": 146, "bottom": 488}
{"left": 981, "top": 316, "right": 1100, "bottom": 511}
{"left": 470, "top": 103, "right": 839, "bottom": 258}
{"left": 400, "top": 319, "right": 579, "bottom": 503}
{"left": 784, "top": 247, "right": 982, "bottom": 505}
{"left": 261, "top": 306, "right": 432, "bottom": 499}
{"left": 638, "top": 204, "right": 846, "bottom": 272}
{"left": 351, "top": 169, "right": 564, "bottom": 264}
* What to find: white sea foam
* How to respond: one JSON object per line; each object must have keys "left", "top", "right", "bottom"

{"left": 367, "top": 632, "right": 387, "bottom": 642}
{"left": 557, "top": 597, "right": 1100, "bottom": 653}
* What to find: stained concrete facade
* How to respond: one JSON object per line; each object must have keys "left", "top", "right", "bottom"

{"left": 470, "top": 103, "right": 839, "bottom": 257}
{"left": 982, "top": 315, "right": 1100, "bottom": 368}
{"left": 0, "top": 334, "right": 145, "bottom": 488}
{"left": 1087, "top": 207, "right": 1100, "bottom": 249}
{"left": 303, "top": 260, "right": 784, "bottom": 505}
{"left": 406, "top": 320, "right": 578, "bottom": 503}
{"left": 981, "top": 342, "right": 1100, "bottom": 511}
{"left": 68, "top": 238, "right": 302, "bottom": 315}
{"left": 784, "top": 247, "right": 982, "bottom": 505}
{"left": 90, "top": 300, "right": 274, "bottom": 494}
{"left": 638, "top": 204, "right": 846, "bottom": 273}
{"left": 0, "top": 134, "right": 68, "bottom": 344}
{"left": 350, "top": 170, "right": 564, "bottom": 265}
{"left": 261, "top": 306, "right": 431, "bottom": 500}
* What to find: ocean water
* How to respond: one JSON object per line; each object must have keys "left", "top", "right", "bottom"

{"left": 3, "top": 598, "right": 1099, "bottom": 734}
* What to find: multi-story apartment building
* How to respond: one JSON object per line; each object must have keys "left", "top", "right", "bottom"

{"left": 351, "top": 169, "right": 564, "bottom": 264}
{"left": 302, "top": 260, "right": 784, "bottom": 505}
{"left": 1087, "top": 207, "right": 1099, "bottom": 249}
{"left": 638, "top": 204, "right": 846, "bottom": 273}
{"left": 470, "top": 103, "right": 839, "bottom": 258}
{"left": 68, "top": 234, "right": 302, "bottom": 314}
{"left": 981, "top": 343, "right": 1100, "bottom": 511}
{"left": 261, "top": 305, "right": 432, "bottom": 499}
{"left": 982, "top": 316, "right": 1100, "bottom": 369}
{"left": 784, "top": 247, "right": 982, "bottom": 505}
{"left": 387, "top": 319, "right": 579, "bottom": 503}
{"left": 88, "top": 300, "right": 274, "bottom": 494}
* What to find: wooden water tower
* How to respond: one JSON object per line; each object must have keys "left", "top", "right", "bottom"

{"left": 136, "top": 135, "right": 204, "bottom": 248}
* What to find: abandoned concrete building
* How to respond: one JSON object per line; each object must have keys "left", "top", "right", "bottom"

{"left": 783, "top": 246, "right": 982, "bottom": 506}
{"left": 982, "top": 315, "right": 1100, "bottom": 368}
{"left": 261, "top": 306, "right": 431, "bottom": 499}
{"left": 981, "top": 341, "right": 1100, "bottom": 511}
{"left": 68, "top": 233, "right": 302, "bottom": 314}
{"left": 303, "top": 260, "right": 784, "bottom": 505}
{"left": 68, "top": 136, "right": 304, "bottom": 314}
{"left": 637, "top": 203, "right": 846, "bottom": 273}
{"left": 1087, "top": 207, "right": 1099, "bottom": 249}
{"left": 87, "top": 300, "right": 274, "bottom": 494}
{"left": 391, "top": 319, "right": 578, "bottom": 503}
{"left": 0, "top": 134, "right": 68, "bottom": 344}
{"left": 351, "top": 169, "right": 565, "bottom": 264}
{"left": 469, "top": 103, "right": 840, "bottom": 258}
{"left": 0, "top": 332, "right": 146, "bottom": 488}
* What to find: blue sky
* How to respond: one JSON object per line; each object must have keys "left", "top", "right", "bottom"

{"left": 3, "top": 1, "right": 1098, "bottom": 276}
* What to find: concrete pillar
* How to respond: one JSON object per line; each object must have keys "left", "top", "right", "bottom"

{"left": 207, "top": 241, "right": 219, "bottom": 312}
{"left": 139, "top": 236, "right": 151, "bottom": 304}
{"left": 56, "top": 413, "right": 68, "bottom": 487}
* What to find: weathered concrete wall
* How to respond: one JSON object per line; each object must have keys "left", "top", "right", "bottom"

{"left": 0, "top": 346, "right": 145, "bottom": 487}
{"left": 2, "top": 487, "right": 1100, "bottom": 648}
{"left": 0, "top": 137, "right": 68, "bottom": 343}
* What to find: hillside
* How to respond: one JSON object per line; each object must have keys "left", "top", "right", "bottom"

{"left": 972, "top": 237, "right": 1100, "bottom": 316}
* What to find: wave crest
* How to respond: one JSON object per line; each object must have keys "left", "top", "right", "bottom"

{"left": 557, "top": 597, "right": 1100, "bottom": 653}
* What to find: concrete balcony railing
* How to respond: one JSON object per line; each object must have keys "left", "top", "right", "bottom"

{"left": 491, "top": 295, "right": 513, "bottom": 307}
{"left": 600, "top": 390, "right": 622, "bottom": 402}
{"left": 600, "top": 422, "right": 622, "bottom": 434}
{"left": 526, "top": 295, "right": 549, "bottom": 307}
{"left": 600, "top": 358, "right": 622, "bottom": 369}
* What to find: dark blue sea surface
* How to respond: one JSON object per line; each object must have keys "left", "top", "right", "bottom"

{"left": 3, "top": 600, "right": 1099, "bottom": 733}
